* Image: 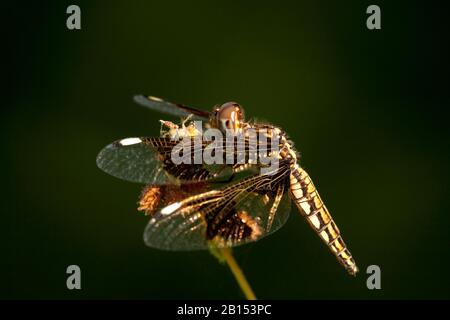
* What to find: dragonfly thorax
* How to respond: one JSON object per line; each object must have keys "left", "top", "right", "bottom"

{"left": 279, "top": 135, "right": 298, "bottom": 165}
{"left": 240, "top": 123, "right": 299, "bottom": 169}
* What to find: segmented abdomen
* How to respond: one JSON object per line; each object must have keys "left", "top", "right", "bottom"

{"left": 290, "top": 164, "right": 358, "bottom": 276}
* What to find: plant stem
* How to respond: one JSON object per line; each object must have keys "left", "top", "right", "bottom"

{"left": 220, "top": 247, "right": 257, "bottom": 300}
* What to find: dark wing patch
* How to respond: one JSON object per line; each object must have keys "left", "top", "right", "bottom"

{"left": 208, "top": 210, "right": 262, "bottom": 245}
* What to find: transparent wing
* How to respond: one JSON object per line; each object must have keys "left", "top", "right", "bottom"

{"left": 134, "top": 95, "right": 211, "bottom": 120}
{"left": 96, "top": 137, "right": 172, "bottom": 184}
{"left": 143, "top": 166, "right": 291, "bottom": 250}
{"left": 96, "top": 135, "right": 271, "bottom": 184}
{"left": 96, "top": 137, "right": 244, "bottom": 184}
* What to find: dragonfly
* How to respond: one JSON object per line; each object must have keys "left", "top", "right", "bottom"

{"left": 96, "top": 95, "right": 358, "bottom": 276}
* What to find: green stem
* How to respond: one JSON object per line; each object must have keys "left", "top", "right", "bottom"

{"left": 220, "top": 247, "right": 257, "bottom": 300}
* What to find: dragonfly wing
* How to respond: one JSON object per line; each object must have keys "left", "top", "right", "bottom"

{"left": 96, "top": 137, "right": 241, "bottom": 184}
{"left": 96, "top": 137, "right": 172, "bottom": 184}
{"left": 143, "top": 165, "right": 291, "bottom": 250}
{"left": 134, "top": 95, "right": 211, "bottom": 120}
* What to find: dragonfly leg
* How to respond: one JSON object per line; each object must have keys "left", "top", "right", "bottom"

{"left": 266, "top": 183, "right": 285, "bottom": 231}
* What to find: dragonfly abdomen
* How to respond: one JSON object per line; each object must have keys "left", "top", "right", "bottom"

{"left": 289, "top": 164, "right": 358, "bottom": 276}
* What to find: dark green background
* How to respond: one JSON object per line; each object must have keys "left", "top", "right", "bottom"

{"left": 4, "top": 1, "right": 450, "bottom": 299}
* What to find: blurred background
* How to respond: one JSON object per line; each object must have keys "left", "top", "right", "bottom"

{"left": 4, "top": 0, "right": 449, "bottom": 299}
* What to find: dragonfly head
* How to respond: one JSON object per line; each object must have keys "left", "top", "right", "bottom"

{"left": 213, "top": 102, "right": 245, "bottom": 133}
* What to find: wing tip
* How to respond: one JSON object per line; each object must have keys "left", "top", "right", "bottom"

{"left": 133, "top": 94, "right": 146, "bottom": 104}
{"left": 134, "top": 94, "right": 165, "bottom": 104}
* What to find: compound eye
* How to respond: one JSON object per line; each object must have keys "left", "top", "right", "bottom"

{"left": 216, "top": 102, "right": 245, "bottom": 132}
